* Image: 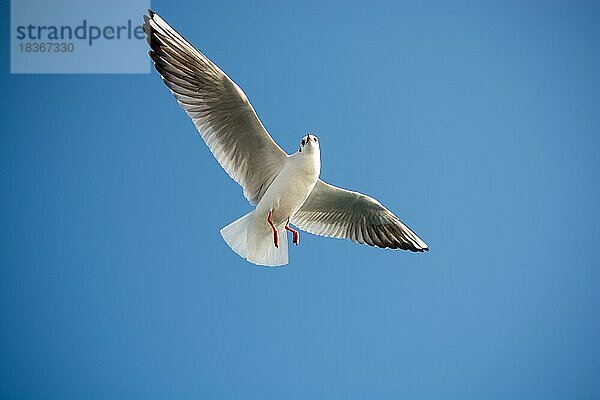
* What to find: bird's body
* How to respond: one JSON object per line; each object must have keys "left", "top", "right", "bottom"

{"left": 143, "top": 10, "right": 429, "bottom": 267}
{"left": 221, "top": 135, "right": 321, "bottom": 266}
{"left": 258, "top": 138, "right": 321, "bottom": 227}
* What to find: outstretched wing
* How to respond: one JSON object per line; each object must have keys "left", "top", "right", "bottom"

{"left": 143, "top": 10, "right": 288, "bottom": 204}
{"left": 291, "top": 180, "right": 429, "bottom": 251}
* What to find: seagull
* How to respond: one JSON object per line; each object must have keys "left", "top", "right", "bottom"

{"left": 143, "top": 10, "right": 429, "bottom": 266}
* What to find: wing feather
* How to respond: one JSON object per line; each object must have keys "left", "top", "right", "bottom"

{"left": 144, "top": 10, "right": 287, "bottom": 204}
{"left": 291, "top": 180, "right": 428, "bottom": 252}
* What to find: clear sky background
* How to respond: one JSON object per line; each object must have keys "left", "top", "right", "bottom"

{"left": 1, "top": 1, "right": 599, "bottom": 399}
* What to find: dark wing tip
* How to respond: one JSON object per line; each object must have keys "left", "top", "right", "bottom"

{"left": 407, "top": 241, "right": 428, "bottom": 252}
{"left": 142, "top": 9, "right": 154, "bottom": 28}
{"left": 382, "top": 220, "right": 429, "bottom": 252}
{"left": 142, "top": 13, "right": 153, "bottom": 42}
{"left": 406, "top": 242, "right": 428, "bottom": 252}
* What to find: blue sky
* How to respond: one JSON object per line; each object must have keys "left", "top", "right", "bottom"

{"left": 1, "top": 1, "right": 599, "bottom": 399}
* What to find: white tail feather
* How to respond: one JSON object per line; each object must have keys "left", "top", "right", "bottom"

{"left": 220, "top": 211, "right": 289, "bottom": 267}
{"left": 220, "top": 212, "right": 253, "bottom": 259}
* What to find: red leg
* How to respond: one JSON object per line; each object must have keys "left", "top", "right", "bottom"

{"left": 267, "top": 211, "right": 279, "bottom": 248}
{"left": 285, "top": 219, "right": 300, "bottom": 246}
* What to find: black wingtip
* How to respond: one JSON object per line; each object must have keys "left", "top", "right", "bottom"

{"left": 143, "top": 9, "right": 155, "bottom": 30}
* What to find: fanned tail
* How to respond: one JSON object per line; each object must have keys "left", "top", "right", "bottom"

{"left": 220, "top": 211, "right": 289, "bottom": 267}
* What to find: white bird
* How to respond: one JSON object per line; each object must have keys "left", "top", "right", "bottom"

{"left": 143, "top": 10, "right": 429, "bottom": 267}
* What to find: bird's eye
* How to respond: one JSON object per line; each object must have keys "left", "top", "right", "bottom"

{"left": 301, "top": 139, "right": 305, "bottom": 146}
{"left": 314, "top": 138, "right": 318, "bottom": 142}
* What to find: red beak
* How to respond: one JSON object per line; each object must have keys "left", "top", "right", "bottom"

{"left": 306, "top": 133, "right": 311, "bottom": 142}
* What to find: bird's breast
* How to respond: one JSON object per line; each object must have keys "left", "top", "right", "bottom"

{"left": 256, "top": 154, "right": 320, "bottom": 226}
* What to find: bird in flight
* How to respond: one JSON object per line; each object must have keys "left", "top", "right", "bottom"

{"left": 143, "top": 10, "right": 428, "bottom": 266}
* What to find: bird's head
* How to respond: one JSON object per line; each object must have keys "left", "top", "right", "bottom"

{"left": 299, "top": 133, "right": 320, "bottom": 154}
